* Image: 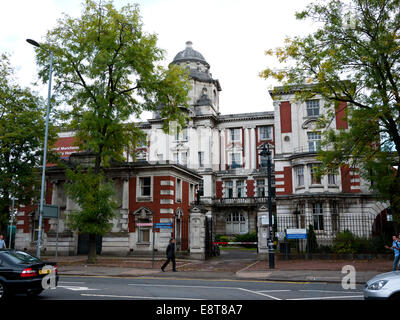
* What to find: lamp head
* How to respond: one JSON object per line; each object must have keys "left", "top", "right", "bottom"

{"left": 26, "top": 39, "right": 41, "bottom": 48}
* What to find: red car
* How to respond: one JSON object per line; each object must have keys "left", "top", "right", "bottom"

{"left": 0, "top": 249, "right": 58, "bottom": 301}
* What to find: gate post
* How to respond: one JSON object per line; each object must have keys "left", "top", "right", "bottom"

{"left": 189, "top": 205, "right": 207, "bottom": 260}
{"left": 257, "top": 205, "right": 270, "bottom": 260}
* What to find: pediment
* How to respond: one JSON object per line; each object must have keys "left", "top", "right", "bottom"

{"left": 133, "top": 206, "right": 154, "bottom": 218}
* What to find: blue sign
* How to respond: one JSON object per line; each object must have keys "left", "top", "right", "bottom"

{"left": 155, "top": 223, "right": 173, "bottom": 229}
{"left": 286, "top": 228, "right": 307, "bottom": 240}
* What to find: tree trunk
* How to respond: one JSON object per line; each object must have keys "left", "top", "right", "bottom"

{"left": 87, "top": 233, "right": 97, "bottom": 264}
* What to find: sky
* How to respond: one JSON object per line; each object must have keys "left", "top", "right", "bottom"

{"left": 0, "top": 0, "right": 317, "bottom": 119}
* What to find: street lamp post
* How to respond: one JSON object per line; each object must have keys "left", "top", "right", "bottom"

{"left": 259, "top": 143, "right": 275, "bottom": 269}
{"left": 27, "top": 39, "right": 53, "bottom": 259}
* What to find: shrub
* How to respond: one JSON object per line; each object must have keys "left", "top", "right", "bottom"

{"left": 234, "top": 232, "right": 257, "bottom": 248}
{"left": 332, "top": 230, "right": 357, "bottom": 254}
{"left": 306, "top": 224, "right": 318, "bottom": 253}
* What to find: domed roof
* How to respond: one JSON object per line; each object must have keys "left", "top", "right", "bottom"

{"left": 172, "top": 41, "right": 210, "bottom": 68}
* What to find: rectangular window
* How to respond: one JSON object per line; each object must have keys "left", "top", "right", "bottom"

{"left": 236, "top": 180, "right": 245, "bottom": 198}
{"left": 307, "top": 132, "right": 321, "bottom": 152}
{"left": 198, "top": 180, "right": 204, "bottom": 197}
{"left": 230, "top": 153, "right": 241, "bottom": 169}
{"left": 139, "top": 228, "right": 150, "bottom": 243}
{"left": 198, "top": 151, "right": 204, "bottom": 168}
{"left": 189, "top": 184, "right": 194, "bottom": 203}
{"left": 296, "top": 166, "right": 304, "bottom": 186}
{"left": 310, "top": 165, "right": 322, "bottom": 184}
{"left": 224, "top": 181, "right": 234, "bottom": 198}
{"left": 313, "top": 202, "right": 324, "bottom": 230}
{"left": 181, "top": 152, "right": 188, "bottom": 166}
{"left": 176, "top": 178, "right": 182, "bottom": 202}
{"left": 259, "top": 126, "right": 272, "bottom": 140}
{"left": 139, "top": 177, "right": 151, "bottom": 197}
{"left": 328, "top": 169, "right": 337, "bottom": 185}
{"left": 306, "top": 99, "right": 320, "bottom": 117}
{"left": 230, "top": 128, "right": 241, "bottom": 142}
{"left": 256, "top": 179, "right": 266, "bottom": 197}
{"left": 175, "top": 128, "right": 188, "bottom": 141}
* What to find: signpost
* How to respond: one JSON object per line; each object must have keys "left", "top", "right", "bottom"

{"left": 37, "top": 205, "right": 60, "bottom": 259}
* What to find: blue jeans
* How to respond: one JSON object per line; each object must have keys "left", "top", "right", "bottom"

{"left": 393, "top": 255, "right": 400, "bottom": 271}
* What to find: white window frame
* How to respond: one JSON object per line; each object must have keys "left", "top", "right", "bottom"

{"left": 226, "top": 212, "right": 247, "bottom": 235}
{"left": 312, "top": 202, "right": 324, "bottom": 231}
{"left": 138, "top": 176, "right": 152, "bottom": 200}
{"left": 308, "top": 132, "right": 321, "bottom": 152}
{"left": 224, "top": 181, "right": 234, "bottom": 198}
{"left": 230, "top": 128, "right": 241, "bottom": 142}
{"left": 296, "top": 166, "right": 304, "bottom": 187}
{"left": 310, "top": 164, "right": 322, "bottom": 185}
{"left": 229, "top": 152, "right": 241, "bottom": 169}
{"left": 176, "top": 178, "right": 182, "bottom": 203}
{"left": 198, "top": 151, "right": 205, "bottom": 168}
{"left": 259, "top": 126, "right": 272, "bottom": 140}
{"left": 306, "top": 99, "right": 320, "bottom": 117}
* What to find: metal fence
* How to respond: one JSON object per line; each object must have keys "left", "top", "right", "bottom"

{"left": 275, "top": 214, "right": 378, "bottom": 251}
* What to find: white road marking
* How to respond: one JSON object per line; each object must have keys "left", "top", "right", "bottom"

{"left": 288, "top": 295, "right": 364, "bottom": 300}
{"left": 256, "top": 290, "right": 292, "bottom": 293}
{"left": 299, "top": 289, "right": 363, "bottom": 294}
{"left": 58, "top": 285, "right": 99, "bottom": 291}
{"left": 58, "top": 281, "right": 85, "bottom": 284}
{"left": 81, "top": 294, "right": 204, "bottom": 300}
{"left": 128, "top": 283, "right": 281, "bottom": 300}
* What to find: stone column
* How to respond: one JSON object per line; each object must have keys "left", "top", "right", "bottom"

{"left": 250, "top": 127, "right": 256, "bottom": 170}
{"left": 189, "top": 205, "right": 207, "bottom": 260}
{"left": 120, "top": 178, "right": 129, "bottom": 231}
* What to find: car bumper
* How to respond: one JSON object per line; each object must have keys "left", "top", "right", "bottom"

{"left": 5, "top": 275, "right": 59, "bottom": 294}
{"left": 363, "top": 288, "right": 391, "bottom": 300}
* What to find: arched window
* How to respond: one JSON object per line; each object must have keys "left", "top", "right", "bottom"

{"left": 226, "top": 212, "right": 246, "bottom": 234}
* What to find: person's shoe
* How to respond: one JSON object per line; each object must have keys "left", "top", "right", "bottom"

{"left": 161, "top": 267, "right": 165, "bottom": 272}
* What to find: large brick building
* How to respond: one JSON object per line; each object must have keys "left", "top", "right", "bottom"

{"left": 14, "top": 41, "right": 387, "bottom": 257}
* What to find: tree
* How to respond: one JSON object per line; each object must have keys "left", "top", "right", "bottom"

{"left": 261, "top": 0, "right": 400, "bottom": 222}
{"left": 0, "top": 53, "right": 56, "bottom": 233}
{"left": 34, "top": 0, "right": 191, "bottom": 263}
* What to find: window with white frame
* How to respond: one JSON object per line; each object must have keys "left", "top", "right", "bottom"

{"left": 224, "top": 181, "right": 234, "bottom": 198}
{"left": 173, "top": 152, "right": 188, "bottom": 166}
{"left": 139, "top": 177, "right": 151, "bottom": 197}
{"left": 310, "top": 164, "right": 322, "bottom": 184}
{"left": 296, "top": 165, "right": 304, "bottom": 186}
{"left": 259, "top": 126, "right": 272, "bottom": 140}
{"left": 312, "top": 202, "right": 324, "bottom": 231}
{"left": 226, "top": 212, "right": 246, "bottom": 234}
{"left": 198, "top": 151, "right": 205, "bottom": 168}
{"left": 306, "top": 99, "right": 320, "bottom": 117}
{"left": 230, "top": 153, "right": 241, "bottom": 169}
{"left": 328, "top": 169, "right": 337, "bottom": 185}
{"left": 138, "top": 219, "right": 151, "bottom": 243}
{"left": 175, "top": 127, "right": 188, "bottom": 141}
{"left": 230, "top": 128, "right": 241, "bottom": 142}
{"left": 308, "top": 132, "right": 321, "bottom": 152}
{"left": 176, "top": 178, "right": 182, "bottom": 202}
{"left": 236, "top": 180, "right": 245, "bottom": 198}
{"left": 256, "top": 179, "right": 266, "bottom": 197}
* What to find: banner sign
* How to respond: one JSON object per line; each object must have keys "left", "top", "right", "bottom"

{"left": 286, "top": 228, "right": 307, "bottom": 239}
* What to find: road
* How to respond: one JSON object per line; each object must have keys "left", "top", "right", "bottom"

{"left": 10, "top": 275, "right": 364, "bottom": 301}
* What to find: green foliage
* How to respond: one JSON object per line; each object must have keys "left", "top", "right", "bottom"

{"left": 64, "top": 167, "right": 117, "bottom": 235}
{"left": 0, "top": 53, "right": 57, "bottom": 231}
{"left": 234, "top": 232, "right": 257, "bottom": 248}
{"left": 35, "top": 0, "right": 191, "bottom": 171}
{"left": 306, "top": 224, "right": 318, "bottom": 253}
{"left": 261, "top": 0, "right": 400, "bottom": 218}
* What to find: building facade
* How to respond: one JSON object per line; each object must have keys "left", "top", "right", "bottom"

{"left": 14, "top": 41, "right": 387, "bottom": 256}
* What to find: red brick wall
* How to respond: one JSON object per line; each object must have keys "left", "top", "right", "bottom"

{"left": 246, "top": 180, "right": 255, "bottom": 197}
{"left": 276, "top": 167, "right": 293, "bottom": 195}
{"left": 335, "top": 101, "right": 348, "bottom": 129}
{"left": 216, "top": 181, "right": 223, "bottom": 199}
{"left": 280, "top": 101, "right": 292, "bottom": 133}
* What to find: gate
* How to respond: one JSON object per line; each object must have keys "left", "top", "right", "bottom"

{"left": 204, "top": 216, "right": 213, "bottom": 258}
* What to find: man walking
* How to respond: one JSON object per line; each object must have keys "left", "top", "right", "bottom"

{"left": 161, "top": 238, "right": 177, "bottom": 272}
{"left": 0, "top": 234, "right": 6, "bottom": 249}
{"left": 385, "top": 235, "right": 400, "bottom": 271}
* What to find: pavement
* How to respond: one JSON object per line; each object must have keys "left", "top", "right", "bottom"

{"left": 40, "top": 251, "right": 397, "bottom": 285}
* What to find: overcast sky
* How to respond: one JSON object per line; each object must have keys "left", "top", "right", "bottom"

{"left": 0, "top": 0, "right": 317, "bottom": 119}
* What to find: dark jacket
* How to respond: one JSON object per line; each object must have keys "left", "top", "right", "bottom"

{"left": 166, "top": 243, "right": 175, "bottom": 259}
